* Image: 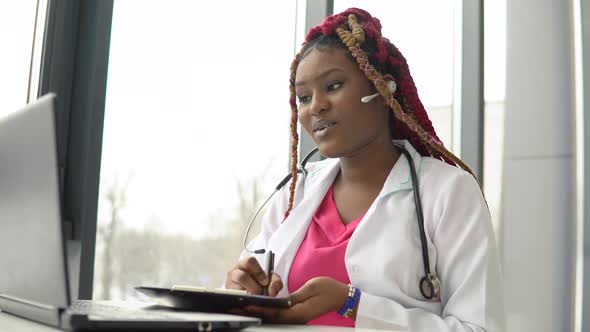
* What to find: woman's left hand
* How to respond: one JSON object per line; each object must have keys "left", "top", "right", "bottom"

{"left": 236, "top": 276, "right": 353, "bottom": 324}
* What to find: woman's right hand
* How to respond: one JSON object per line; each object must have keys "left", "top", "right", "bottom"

{"left": 225, "top": 256, "right": 283, "bottom": 297}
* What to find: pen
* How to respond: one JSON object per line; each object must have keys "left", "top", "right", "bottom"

{"left": 262, "top": 250, "right": 275, "bottom": 296}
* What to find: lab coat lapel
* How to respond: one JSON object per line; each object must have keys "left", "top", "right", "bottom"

{"left": 348, "top": 140, "right": 423, "bottom": 253}
{"left": 267, "top": 158, "right": 340, "bottom": 294}
{"left": 345, "top": 140, "right": 422, "bottom": 255}
{"left": 377, "top": 140, "right": 423, "bottom": 200}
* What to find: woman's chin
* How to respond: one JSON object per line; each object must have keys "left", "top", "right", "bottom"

{"left": 315, "top": 142, "right": 345, "bottom": 159}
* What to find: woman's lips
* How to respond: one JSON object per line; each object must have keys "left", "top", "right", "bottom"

{"left": 312, "top": 120, "right": 337, "bottom": 138}
{"left": 312, "top": 119, "right": 337, "bottom": 132}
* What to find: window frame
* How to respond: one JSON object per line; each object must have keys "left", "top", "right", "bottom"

{"left": 39, "top": 0, "right": 113, "bottom": 300}
{"left": 574, "top": 0, "right": 590, "bottom": 330}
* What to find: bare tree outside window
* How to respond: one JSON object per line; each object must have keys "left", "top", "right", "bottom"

{"left": 94, "top": 169, "right": 268, "bottom": 300}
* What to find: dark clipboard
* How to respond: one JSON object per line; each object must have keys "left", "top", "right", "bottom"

{"left": 135, "top": 286, "right": 292, "bottom": 313}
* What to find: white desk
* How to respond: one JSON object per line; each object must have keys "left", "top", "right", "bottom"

{"left": 0, "top": 311, "right": 388, "bottom": 331}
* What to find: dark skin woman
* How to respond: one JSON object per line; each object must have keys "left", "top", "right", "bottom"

{"left": 224, "top": 8, "right": 504, "bottom": 331}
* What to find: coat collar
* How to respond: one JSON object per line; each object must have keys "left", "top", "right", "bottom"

{"left": 302, "top": 139, "right": 424, "bottom": 198}
{"left": 266, "top": 162, "right": 339, "bottom": 295}
{"left": 379, "top": 139, "right": 424, "bottom": 199}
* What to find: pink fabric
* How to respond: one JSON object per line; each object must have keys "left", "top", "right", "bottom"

{"left": 288, "top": 185, "right": 363, "bottom": 327}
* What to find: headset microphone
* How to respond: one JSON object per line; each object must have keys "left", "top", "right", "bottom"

{"left": 361, "top": 93, "right": 379, "bottom": 103}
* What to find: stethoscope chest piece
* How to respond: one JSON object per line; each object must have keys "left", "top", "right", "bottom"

{"left": 420, "top": 274, "right": 441, "bottom": 300}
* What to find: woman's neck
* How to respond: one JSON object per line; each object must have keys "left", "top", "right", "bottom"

{"left": 337, "top": 138, "right": 400, "bottom": 187}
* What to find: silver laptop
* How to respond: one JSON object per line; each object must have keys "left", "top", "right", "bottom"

{"left": 0, "top": 94, "right": 260, "bottom": 331}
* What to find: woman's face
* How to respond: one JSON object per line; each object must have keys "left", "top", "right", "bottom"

{"left": 295, "top": 47, "right": 392, "bottom": 158}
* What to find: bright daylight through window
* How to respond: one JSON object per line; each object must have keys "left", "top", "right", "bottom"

{"left": 0, "top": 1, "right": 40, "bottom": 117}
{"left": 94, "top": 0, "right": 296, "bottom": 300}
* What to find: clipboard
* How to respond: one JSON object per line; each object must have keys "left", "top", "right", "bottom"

{"left": 135, "top": 286, "right": 292, "bottom": 313}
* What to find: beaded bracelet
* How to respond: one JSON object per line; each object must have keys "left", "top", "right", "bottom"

{"left": 337, "top": 284, "right": 361, "bottom": 318}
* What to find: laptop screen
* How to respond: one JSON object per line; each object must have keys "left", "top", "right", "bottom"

{"left": 0, "top": 94, "right": 70, "bottom": 308}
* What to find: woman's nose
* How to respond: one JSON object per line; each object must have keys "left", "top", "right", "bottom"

{"left": 309, "top": 92, "right": 330, "bottom": 116}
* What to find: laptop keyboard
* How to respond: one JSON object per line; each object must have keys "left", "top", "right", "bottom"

{"left": 69, "top": 300, "right": 197, "bottom": 321}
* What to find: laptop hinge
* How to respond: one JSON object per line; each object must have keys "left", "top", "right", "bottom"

{"left": 0, "top": 294, "right": 64, "bottom": 327}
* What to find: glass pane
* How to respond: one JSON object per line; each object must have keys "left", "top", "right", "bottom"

{"left": 483, "top": 0, "right": 506, "bottom": 234}
{"left": 0, "top": 1, "right": 38, "bottom": 116}
{"left": 94, "top": 0, "right": 296, "bottom": 300}
{"left": 334, "top": 0, "right": 456, "bottom": 148}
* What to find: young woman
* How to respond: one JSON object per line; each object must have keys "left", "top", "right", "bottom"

{"left": 225, "top": 8, "right": 505, "bottom": 331}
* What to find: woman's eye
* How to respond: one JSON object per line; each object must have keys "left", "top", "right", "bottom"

{"left": 327, "top": 81, "right": 343, "bottom": 91}
{"left": 297, "top": 95, "right": 311, "bottom": 104}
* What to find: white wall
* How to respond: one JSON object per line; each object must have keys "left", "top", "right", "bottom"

{"left": 501, "top": 0, "right": 577, "bottom": 331}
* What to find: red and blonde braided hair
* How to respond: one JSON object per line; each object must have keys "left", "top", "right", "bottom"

{"left": 285, "top": 8, "right": 475, "bottom": 218}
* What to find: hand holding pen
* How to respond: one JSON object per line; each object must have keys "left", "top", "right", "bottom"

{"left": 262, "top": 251, "right": 275, "bottom": 296}
{"left": 225, "top": 252, "right": 283, "bottom": 296}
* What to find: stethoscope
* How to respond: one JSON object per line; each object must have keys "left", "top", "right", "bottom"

{"left": 242, "top": 143, "right": 441, "bottom": 301}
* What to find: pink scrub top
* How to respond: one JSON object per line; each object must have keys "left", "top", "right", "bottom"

{"left": 288, "top": 185, "right": 363, "bottom": 327}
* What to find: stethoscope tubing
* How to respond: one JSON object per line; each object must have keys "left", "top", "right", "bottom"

{"left": 242, "top": 148, "right": 319, "bottom": 255}
{"left": 396, "top": 146, "right": 431, "bottom": 277}
{"left": 242, "top": 143, "right": 438, "bottom": 299}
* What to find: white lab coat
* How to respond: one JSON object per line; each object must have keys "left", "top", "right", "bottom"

{"left": 240, "top": 140, "right": 506, "bottom": 331}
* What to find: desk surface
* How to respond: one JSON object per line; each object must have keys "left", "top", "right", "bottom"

{"left": 0, "top": 311, "right": 387, "bottom": 332}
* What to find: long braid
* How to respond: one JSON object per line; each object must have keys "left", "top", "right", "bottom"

{"left": 388, "top": 41, "right": 447, "bottom": 160}
{"left": 335, "top": 13, "right": 476, "bottom": 178}
{"left": 285, "top": 55, "right": 301, "bottom": 219}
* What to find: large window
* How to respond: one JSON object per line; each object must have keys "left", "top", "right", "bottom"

{"left": 0, "top": 1, "right": 43, "bottom": 116}
{"left": 334, "top": 0, "right": 456, "bottom": 148}
{"left": 93, "top": 0, "right": 297, "bottom": 300}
